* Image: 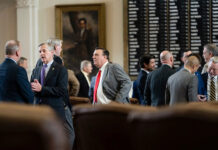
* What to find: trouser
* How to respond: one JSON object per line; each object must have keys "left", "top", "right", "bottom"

{"left": 64, "top": 106, "right": 75, "bottom": 150}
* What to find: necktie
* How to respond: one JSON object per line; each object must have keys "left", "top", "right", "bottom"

{"left": 93, "top": 70, "right": 101, "bottom": 103}
{"left": 210, "top": 77, "right": 216, "bottom": 101}
{"left": 40, "top": 64, "right": 47, "bottom": 86}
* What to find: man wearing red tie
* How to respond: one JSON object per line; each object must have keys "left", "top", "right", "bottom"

{"left": 92, "top": 48, "right": 131, "bottom": 104}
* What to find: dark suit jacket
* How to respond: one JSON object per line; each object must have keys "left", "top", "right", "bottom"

{"left": 0, "top": 58, "right": 34, "bottom": 103}
{"left": 132, "top": 80, "right": 139, "bottom": 101}
{"left": 144, "top": 64, "right": 175, "bottom": 106}
{"left": 31, "top": 61, "right": 68, "bottom": 120}
{"left": 35, "top": 55, "right": 62, "bottom": 67}
{"left": 135, "top": 70, "right": 148, "bottom": 105}
{"left": 76, "top": 72, "right": 90, "bottom": 98}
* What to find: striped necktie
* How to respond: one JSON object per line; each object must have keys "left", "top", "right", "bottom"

{"left": 210, "top": 77, "right": 216, "bottom": 101}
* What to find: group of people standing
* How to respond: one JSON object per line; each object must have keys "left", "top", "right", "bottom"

{"left": 0, "top": 38, "right": 217, "bottom": 148}
{"left": 0, "top": 39, "right": 133, "bottom": 149}
{"left": 133, "top": 44, "right": 218, "bottom": 106}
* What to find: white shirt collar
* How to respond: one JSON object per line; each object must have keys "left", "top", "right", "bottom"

{"left": 141, "top": 68, "right": 150, "bottom": 74}
{"left": 81, "top": 70, "right": 89, "bottom": 76}
{"left": 44, "top": 60, "right": 53, "bottom": 67}
{"left": 81, "top": 70, "right": 90, "bottom": 86}
{"left": 43, "top": 60, "right": 54, "bottom": 77}
{"left": 100, "top": 61, "right": 109, "bottom": 72}
{"left": 6, "top": 57, "right": 17, "bottom": 63}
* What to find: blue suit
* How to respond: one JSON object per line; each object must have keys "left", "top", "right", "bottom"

{"left": 195, "top": 71, "right": 207, "bottom": 95}
{"left": 132, "top": 70, "right": 148, "bottom": 105}
{"left": 88, "top": 76, "right": 96, "bottom": 103}
{"left": 0, "top": 58, "right": 34, "bottom": 103}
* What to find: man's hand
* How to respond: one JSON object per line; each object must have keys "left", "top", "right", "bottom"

{"left": 198, "top": 95, "right": 207, "bottom": 102}
{"left": 31, "top": 79, "right": 42, "bottom": 92}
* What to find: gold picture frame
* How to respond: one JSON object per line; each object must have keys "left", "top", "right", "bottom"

{"left": 55, "top": 4, "right": 106, "bottom": 74}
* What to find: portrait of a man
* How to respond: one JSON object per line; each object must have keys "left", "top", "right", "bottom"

{"left": 56, "top": 4, "right": 105, "bottom": 75}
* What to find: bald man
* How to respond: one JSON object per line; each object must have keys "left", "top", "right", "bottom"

{"left": 144, "top": 50, "right": 175, "bottom": 106}
{"left": 166, "top": 54, "right": 201, "bottom": 105}
{"left": 0, "top": 40, "right": 33, "bottom": 103}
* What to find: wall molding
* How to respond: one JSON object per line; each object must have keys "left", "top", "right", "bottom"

{"left": 16, "top": 0, "right": 38, "bottom": 8}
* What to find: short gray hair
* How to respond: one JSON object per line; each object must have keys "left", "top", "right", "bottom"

{"left": 38, "top": 42, "right": 54, "bottom": 51}
{"left": 80, "top": 60, "right": 91, "bottom": 70}
{"left": 5, "top": 40, "right": 20, "bottom": 55}
{"left": 209, "top": 56, "right": 218, "bottom": 64}
{"left": 47, "top": 38, "right": 62, "bottom": 48}
{"left": 204, "top": 44, "right": 218, "bottom": 56}
{"left": 17, "top": 57, "right": 27, "bottom": 66}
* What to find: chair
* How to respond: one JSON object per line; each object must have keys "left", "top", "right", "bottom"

{"left": 73, "top": 103, "right": 157, "bottom": 150}
{"left": 0, "top": 102, "right": 70, "bottom": 150}
{"left": 128, "top": 102, "right": 218, "bottom": 150}
{"left": 69, "top": 96, "right": 90, "bottom": 106}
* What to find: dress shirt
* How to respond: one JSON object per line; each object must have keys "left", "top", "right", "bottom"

{"left": 142, "top": 68, "right": 149, "bottom": 74}
{"left": 43, "top": 60, "right": 53, "bottom": 78}
{"left": 96, "top": 61, "right": 111, "bottom": 104}
{"left": 81, "top": 70, "right": 90, "bottom": 87}
{"left": 202, "top": 63, "right": 208, "bottom": 74}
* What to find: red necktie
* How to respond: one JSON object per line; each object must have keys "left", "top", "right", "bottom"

{"left": 93, "top": 70, "right": 101, "bottom": 103}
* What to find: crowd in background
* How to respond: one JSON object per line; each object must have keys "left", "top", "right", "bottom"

{"left": 0, "top": 38, "right": 217, "bottom": 149}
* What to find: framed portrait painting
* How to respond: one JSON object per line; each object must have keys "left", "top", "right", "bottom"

{"left": 55, "top": 4, "right": 106, "bottom": 75}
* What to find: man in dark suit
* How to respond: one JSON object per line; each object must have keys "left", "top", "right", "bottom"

{"left": 132, "top": 54, "right": 155, "bottom": 105}
{"left": 35, "top": 38, "right": 63, "bottom": 67}
{"left": 0, "top": 40, "right": 33, "bottom": 103}
{"left": 76, "top": 60, "right": 93, "bottom": 97}
{"left": 30, "top": 42, "right": 74, "bottom": 148}
{"left": 165, "top": 54, "right": 201, "bottom": 105}
{"left": 144, "top": 50, "right": 175, "bottom": 106}
{"left": 201, "top": 56, "right": 218, "bottom": 101}
{"left": 92, "top": 48, "right": 132, "bottom": 104}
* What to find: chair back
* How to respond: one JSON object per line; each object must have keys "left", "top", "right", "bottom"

{"left": 73, "top": 103, "right": 156, "bottom": 150}
{"left": 128, "top": 102, "right": 218, "bottom": 150}
{"left": 0, "top": 102, "right": 70, "bottom": 150}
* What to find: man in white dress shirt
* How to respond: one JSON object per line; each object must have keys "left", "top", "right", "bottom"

{"left": 207, "top": 56, "right": 218, "bottom": 101}
{"left": 92, "top": 48, "right": 131, "bottom": 104}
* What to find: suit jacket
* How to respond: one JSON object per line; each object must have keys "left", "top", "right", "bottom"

{"left": 35, "top": 55, "right": 63, "bottom": 67}
{"left": 195, "top": 71, "right": 207, "bottom": 95}
{"left": 31, "top": 61, "right": 68, "bottom": 120}
{"left": 134, "top": 70, "right": 148, "bottom": 105}
{"left": 76, "top": 72, "right": 90, "bottom": 97}
{"left": 144, "top": 64, "right": 175, "bottom": 106}
{"left": 202, "top": 72, "right": 208, "bottom": 90}
{"left": 68, "top": 69, "right": 80, "bottom": 96}
{"left": 132, "top": 80, "right": 139, "bottom": 101}
{"left": 165, "top": 68, "right": 198, "bottom": 105}
{"left": 0, "top": 58, "right": 34, "bottom": 103}
{"left": 101, "top": 63, "right": 132, "bottom": 103}
{"left": 88, "top": 76, "right": 96, "bottom": 103}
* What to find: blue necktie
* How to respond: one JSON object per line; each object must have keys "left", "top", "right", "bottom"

{"left": 40, "top": 64, "right": 47, "bottom": 86}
